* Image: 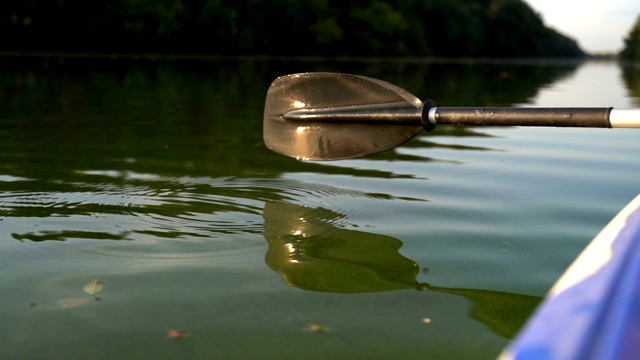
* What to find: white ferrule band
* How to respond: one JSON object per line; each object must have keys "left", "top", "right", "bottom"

{"left": 428, "top": 107, "right": 438, "bottom": 124}
{"left": 609, "top": 109, "right": 640, "bottom": 128}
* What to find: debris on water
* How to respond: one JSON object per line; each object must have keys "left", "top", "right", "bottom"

{"left": 303, "top": 320, "right": 331, "bottom": 333}
{"left": 58, "top": 297, "right": 91, "bottom": 309}
{"left": 167, "top": 329, "right": 189, "bottom": 339}
{"left": 416, "top": 283, "right": 430, "bottom": 291}
{"left": 421, "top": 317, "right": 432, "bottom": 324}
{"left": 83, "top": 280, "right": 104, "bottom": 296}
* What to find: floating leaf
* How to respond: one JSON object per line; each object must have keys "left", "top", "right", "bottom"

{"left": 58, "top": 297, "right": 91, "bottom": 309}
{"left": 303, "top": 320, "right": 331, "bottom": 333}
{"left": 83, "top": 280, "right": 104, "bottom": 295}
{"left": 167, "top": 330, "right": 188, "bottom": 339}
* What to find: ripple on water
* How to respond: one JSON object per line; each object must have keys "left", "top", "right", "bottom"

{"left": 273, "top": 173, "right": 429, "bottom": 230}
{"left": 1, "top": 170, "right": 419, "bottom": 275}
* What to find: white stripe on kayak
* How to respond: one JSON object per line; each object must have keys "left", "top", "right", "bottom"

{"left": 549, "top": 194, "right": 640, "bottom": 297}
{"left": 500, "top": 193, "right": 640, "bottom": 360}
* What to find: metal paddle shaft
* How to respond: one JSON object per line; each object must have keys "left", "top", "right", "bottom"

{"left": 264, "top": 72, "right": 640, "bottom": 160}
{"left": 429, "top": 106, "right": 612, "bottom": 127}
{"left": 428, "top": 106, "right": 640, "bottom": 128}
{"left": 285, "top": 102, "right": 640, "bottom": 128}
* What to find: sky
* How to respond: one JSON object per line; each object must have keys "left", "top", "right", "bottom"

{"left": 525, "top": 0, "right": 640, "bottom": 53}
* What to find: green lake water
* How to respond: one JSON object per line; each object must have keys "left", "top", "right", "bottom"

{"left": 1, "top": 56, "right": 639, "bottom": 359}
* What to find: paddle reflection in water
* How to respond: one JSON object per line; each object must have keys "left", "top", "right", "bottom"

{"left": 263, "top": 202, "right": 541, "bottom": 338}
{"left": 263, "top": 202, "right": 421, "bottom": 293}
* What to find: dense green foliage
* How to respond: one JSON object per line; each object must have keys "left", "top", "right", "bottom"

{"left": 2, "top": 0, "right": 584, "bottom": 57}
{"left": 622, "top": 65, "right": 640, "bottom": 105}
{"left": 620, "top": 15, "right": 640, "bottom": 61}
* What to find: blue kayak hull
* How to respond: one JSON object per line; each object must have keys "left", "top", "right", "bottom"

{"left": 501, "top": 194, "right": 640, "bottom": 360}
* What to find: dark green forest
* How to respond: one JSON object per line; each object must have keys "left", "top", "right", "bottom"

{"left": 620, "top": 15, "right": 640, "bottom": 61}
{"left": 2, "top": 0, "right": 585, "bottom": 58}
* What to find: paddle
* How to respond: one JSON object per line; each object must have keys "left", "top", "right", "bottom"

{"left": 263, "top": 72, "right": 640, "bottom": 160}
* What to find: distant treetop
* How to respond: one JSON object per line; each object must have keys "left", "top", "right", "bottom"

{"left": 620, "top": 15, "right": 640, "bottom": 61}
{"left": 1, "top": 0, "right": 585, "bottom": 58}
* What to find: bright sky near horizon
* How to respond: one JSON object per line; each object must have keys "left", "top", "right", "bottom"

{"left": 525, "top": 0, "right": 640, "bottom": 53}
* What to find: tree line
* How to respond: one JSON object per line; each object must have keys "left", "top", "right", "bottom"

{"left": 620, "top": 15, "right": 640, "bottom": 61}
{"left": 2, "top": 0, "right": 585, "bottom": 58}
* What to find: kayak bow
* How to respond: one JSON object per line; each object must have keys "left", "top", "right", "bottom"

{"left": 501, "top": 194, "right": 640, "bottom": 360}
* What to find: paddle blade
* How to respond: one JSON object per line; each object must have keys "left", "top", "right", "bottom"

{"left": 263, "top": 73, "right": 424, "bottom": 160}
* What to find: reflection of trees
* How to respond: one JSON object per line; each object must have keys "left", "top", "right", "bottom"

{"left": 1, "top": 57, "right": 579, "bottom": 181}
{"left": 430, "top": 286, "right": 540, "bottom": 339}
{"left": 621, "top": 64, "right": 640, "bottom": 106}
{"left": 394, "top": 62, "right": 581, "bottom": 106}
{"left": 263, "top": 202, "right": 541, "bottom": 339}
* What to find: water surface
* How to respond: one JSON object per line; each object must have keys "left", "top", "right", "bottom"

{"left": 1, "top": 57, "right": 639, "bottom": 359}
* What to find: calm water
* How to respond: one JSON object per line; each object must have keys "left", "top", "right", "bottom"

{"left": 1, "top": 56, "right": 639, "bottom": 359}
